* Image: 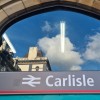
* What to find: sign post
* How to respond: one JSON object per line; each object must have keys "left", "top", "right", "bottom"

{"left": 0, "top": 71, "right": 100, "bottom": 94}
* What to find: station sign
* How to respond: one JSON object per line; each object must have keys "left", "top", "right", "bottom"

{"left": 0, "top": 71, "right": 100, "bottom": 94}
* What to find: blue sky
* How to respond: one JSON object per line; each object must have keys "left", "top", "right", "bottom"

{"left": 5, "top": 10, "right": 100, "bottom": 71}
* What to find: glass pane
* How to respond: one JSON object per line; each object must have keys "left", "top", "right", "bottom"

{"left": 1, "top": 10, "right": 100, "bottom": 71}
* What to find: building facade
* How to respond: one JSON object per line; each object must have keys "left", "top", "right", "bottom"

{"left": 14, "top": 47, "right": 51, "bottom": 72}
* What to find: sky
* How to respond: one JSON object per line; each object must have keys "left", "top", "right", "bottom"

{"left": 5, "top": 10, "right": 100, "bottom": 71}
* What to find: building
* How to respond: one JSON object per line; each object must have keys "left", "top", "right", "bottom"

{"left": 14, "top": 47, "right": 51, "bottom": 72}
{"left": 0, "top": 36, "right": 51, "bottom": 72}
{"left": 0, "top": 40, "right": 21, "bottom": 72}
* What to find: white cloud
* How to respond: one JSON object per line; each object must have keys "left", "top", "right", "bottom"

{"left": 38, "top": 34, "right": 84, "bottom": 71}
{"left": 42, "top": 21, "right": 52, "bottom": 33}
{"left": 84, "top": 33, "right": 100, "bottom": 62}
{"left": 70, "top": 66, "right": 82, "bottom": 70}
{"left": 91, "top": 27, "right": 100, "bottom": 32}
{"left": 42, "top": 21, "right": 60, "bottom": 33}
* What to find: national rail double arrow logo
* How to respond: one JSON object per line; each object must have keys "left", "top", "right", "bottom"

{"left": 22, "top": 75, "right": 41, "bottom": 87}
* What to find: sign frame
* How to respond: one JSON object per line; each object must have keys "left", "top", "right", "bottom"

{"left": 0, "top": 71, "right": 100, "bottom": 95}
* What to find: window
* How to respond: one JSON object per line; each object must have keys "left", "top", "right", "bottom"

{"left": 1, "top": 10, "right": 100, "bottom": 71}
